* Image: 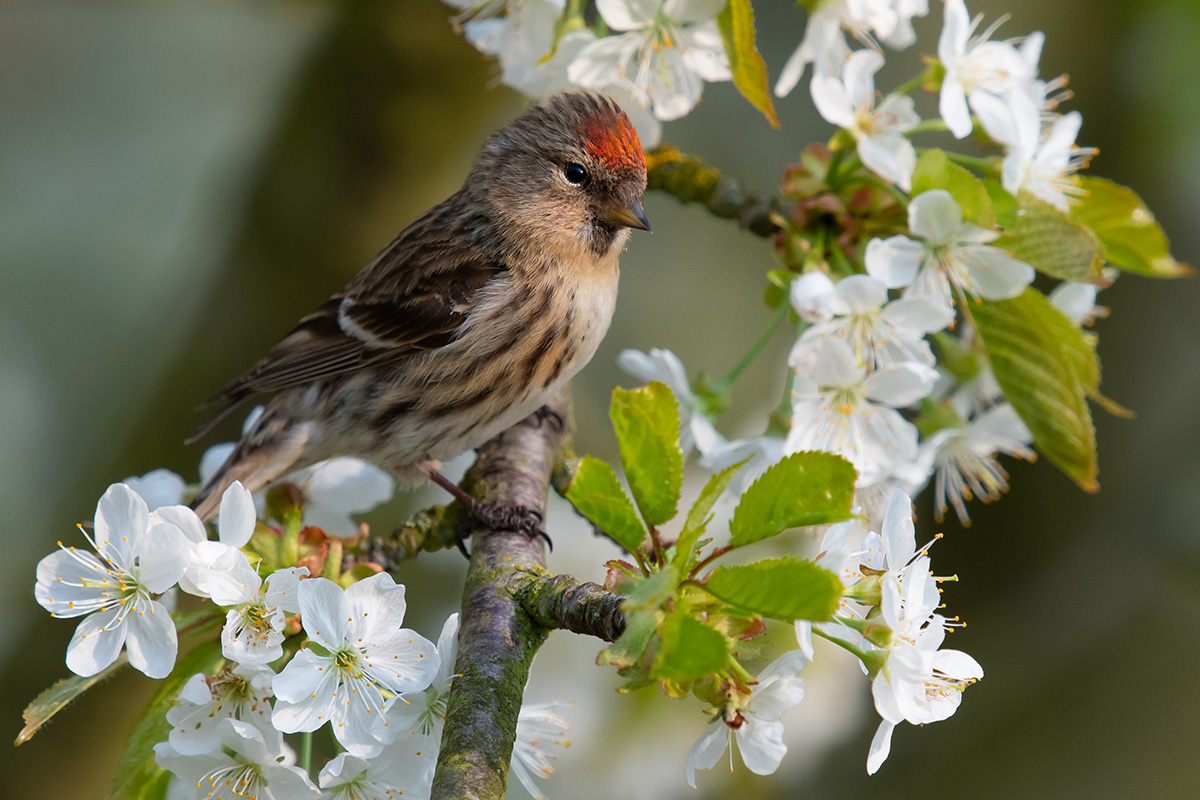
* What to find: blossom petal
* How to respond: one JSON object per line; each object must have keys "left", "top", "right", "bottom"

{"left": 832, "top": 274, "right": 888, "bottom": 314}
{"left": 881, "top": 296, "right": 955, "bottom": 334}
{"left": 862, "top": 362, "right": 938, "bottom": 406}
{"left": 218, "top": 481, "right": 257, "bottom": 547}
{"left": 939, "top": 76, "right": 973, "bottom": 139}
{"left": 858, "top": 132, "right": 917, "bottom": 192}
{"left": 596, "top": 0, "right": 657, "bottom": 30}
{"left": 272, "top": 650, "right": 340, "bottom": 733}
{"left": 150, "top": 505, "right": 207, "bottom": 545}
{"left": 685, "top": 723, "right": 728, "bottom": 788}
{"left": 866, "top": 720, "right": 895, "bottom": 774}
{"left": 680, "top": 22, "right": 732, "bottom": 82}
{"left": 66, "top": 606, "right": 126, "bottom": 676}
{"left": 865, "top": 235, "right": 926, "bottom": 288}
{"left": 94, "top": 483, "right": 148, "bottom": 568}
{"left": 736, "top": 716, "right": 787, "bottom": 776}
{"left": 35, "top": 549, "right": 106, "bottom": 618}
{"left": 298, "top": 577, "right": 352, "bottom": 650}
{"left": 842, "top": 48, "right": 883, "bottom": 111}
{"left": 810, "top": 337, "right": 865, "bottom": 387}
{"left": 790, "top": 271, "right": 836, "bottom": 323}
{"left": 124, "top": 597, "right": 178, "bottom": 678}
{"left": 137, "top": 522, "right": 191, "bottom": 593}
{"left": 908, "top": 190, "right": 964, "bottom": 243}
{"left": 810, "top": 74, "right": 856, "bottom": 129}
{"left": 967, "top": 245, "right": 1035, "bottom": 301}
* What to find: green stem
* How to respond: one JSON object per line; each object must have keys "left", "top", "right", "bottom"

{"left": 711, "top": 302, "right": 789, "bottom": 393}
{"left": 812, "top": 625, "right": 873, "bottom": 662}
{"left": 931, "top": 149, "right": 1000, "bottom": 175}
{"left": 825, "top": 147, "right": 848, "bottom": 190}
{"left": 905, "top": 118, "right": 950, "bottom": 136}
{"left": 767, "top": 367, "right": 796, "bottom": 436}
{"left": 828, "top": 238, "right": 856, "bottom": 277}
{"left": 299, "top": 731, "right": 313, "bottom": 775}
{"left": 892, "top": 71, "right": 928, "bottom": 97}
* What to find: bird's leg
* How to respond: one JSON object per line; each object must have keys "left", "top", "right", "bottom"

{"left": 427, "top": 471, "right": 552, "bottom": 553}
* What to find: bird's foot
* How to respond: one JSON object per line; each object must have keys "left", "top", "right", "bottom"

{"left": 429, "top": 471, "right": 552, "bottom": 556}
{"left": 525, "top": 405, "right": 565, "bottom": 433}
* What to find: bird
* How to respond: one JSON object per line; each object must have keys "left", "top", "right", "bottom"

{"left": 188, "top": 92, "right": 650, "bottom": 534}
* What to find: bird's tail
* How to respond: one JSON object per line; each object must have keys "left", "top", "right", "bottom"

{"left": 189, "top": 414, "right": 315, "bottom": 522}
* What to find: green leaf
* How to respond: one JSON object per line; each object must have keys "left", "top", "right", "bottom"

{"left": 565, "top": 455, "right": 649, "bottom": 552}
{"left": 972, "top": 288, "right": 1099, "bottom": 491}
{"left": 1072, "top": 176, "right": 1192, "bottom": 278}
{"left": 673, "top": 460, "right": 747, "bottom": 571}
{"left": 716, "top": 0, "right": 780, "bottom": 127}
{"left": 111, "top": 641, "right": 226, "bottom": 800}
{"left": 983, "top": 178, "right": 1018, "bottom": 230}
{"left": 703, "top": 557, "right": 842, "bottom": 622}
{"left": 995, "top": 194, "right": 1104, "bottom": 282}
{"left": 729, "top": 451, "right": 856, "bottom": 547}
{"left": 652, "top": 614, "right": 729, "bottom": 681}
{"left": 610, "top": 383, "right": 684, "bottom": 527}
{"left": 16, "top": 655, "right": 128, "bottom": 745}
{"left": 912, "top": 149, "right": 996, "bottom": 227}
{"left": 626, "top": 564, "right": 681, "bottom": 610}
{"left": 597, "top": 608, "right": 659, "bottom": 669}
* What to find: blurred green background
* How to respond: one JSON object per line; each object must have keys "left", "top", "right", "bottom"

{"left": 3, "top": 1, "right": 1199, "bottom": 797}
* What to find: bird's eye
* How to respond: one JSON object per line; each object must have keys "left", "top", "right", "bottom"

{"left": 563, "top": 163, "right": 588, "bottom": 185}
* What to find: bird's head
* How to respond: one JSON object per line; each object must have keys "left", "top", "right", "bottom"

{"left": 472, "top": 92, "right": 650, "bottom": 260}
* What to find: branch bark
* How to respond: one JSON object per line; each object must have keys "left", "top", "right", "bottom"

{"left": 430, "top": 385, "right": 572, "bottom": 800}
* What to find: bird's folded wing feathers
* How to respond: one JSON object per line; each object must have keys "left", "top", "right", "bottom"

{"left": 191, "top": 233, "right": 506, "bottom": 441}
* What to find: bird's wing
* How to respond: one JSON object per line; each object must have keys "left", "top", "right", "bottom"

{"left": 191, "top": 203, "right": 505, "bottom": 438}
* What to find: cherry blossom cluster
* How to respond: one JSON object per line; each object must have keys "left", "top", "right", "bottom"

{"left": 679, "top": 488, "right": 979, "bottom": 782}
{"left": 33, "top": 424, "right": 571, "bottom": 799}
{"left": 620, "top": 0, "right": 1105, "bottom": 529}
{"left": 442, "top": 0, "right": 735, "bottom": 147}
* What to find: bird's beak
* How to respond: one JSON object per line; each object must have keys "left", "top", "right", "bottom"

{"left": 600, "top": 200, "right": 651, "bottom": 232}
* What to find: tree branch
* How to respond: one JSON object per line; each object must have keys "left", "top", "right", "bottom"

{"left": 430, "top": 385, "right": 573, "bottom": 800}
{"left": 647, "top": 146, "right": 783, "bottom": 238}
{"left": 513, "top": 571, "right": 626, "bottom": 643}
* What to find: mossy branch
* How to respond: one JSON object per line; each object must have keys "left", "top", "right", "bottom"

{"left": 514, "top": 571, "right": 626, "bottom": 642}
{"left": 647, "top": 145, "right": 782, "bottom": 238}
{"left": 430, "top": 385, "right": 573, "bottom": 800}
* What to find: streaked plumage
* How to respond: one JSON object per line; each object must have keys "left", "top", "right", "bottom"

{"left": 190, "top": 92, "right": 648, "bottom": 521}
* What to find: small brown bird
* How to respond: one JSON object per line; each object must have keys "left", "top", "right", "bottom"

{"left": 189, "top": 92, "right": 649, "bottom": 529}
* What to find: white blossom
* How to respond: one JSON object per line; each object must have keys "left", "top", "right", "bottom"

{"left": 865, "top": 491, "right": 984, "bottom": 774}
{"left": 1050, "top": 280, "right": 1105, "bottom": 326}
{"left": 865, "top": 189, "right": 1035, "bottom": 306}
{"left": 569, "top": 0, "right": 731, "bottom": 122}
{"left": 291, "top": 458, "right": 394, "bottom": 538}
{"left": 172, "top": 481, "right": 261, "bottom": 606}
{"left": 919, "top": 403, "right": 1034, "bottom": 525}
{"left": 775, "top": 0, "right": 931, "bottom": 97}
{"left": 122, "top": 468, "right": 186, "bottom": 511}
{"left": 271, "top": 574, "right": 439, "bottom": 756}
{"left": 617, "top": 347, "right": 723, "bottom": 458}
{"left": 222, "top": 567, "right": 310, "bottom": 666}
{"left": 166, "top": 665, "right": 277, "bottom": 756}
{"left": 378, "top": 613, "right": 460, "bottom": 753}
{"left": 318, "top": 741, "right": 434, "bottom": 800}
{"left": 462, "top": 0, "right": 565, "bottom": 95}
{"left": 35, "top": 483, "right": 191, "bottom": 678}
{"left": 810, "top": 49, "right": 920, "bottom": 191}
{"left": 510, "top": 702, "right": 573, "bottom": 800}
{"left": 786, "top": 337, "right": 936, "bottom": 484}
{"left": 154, "top": 718, "right": 317, "bottom": 800}
{"left": 937, "top": 0, "right": 1040, "bottom": 139}
{"left": 686, "top": 650, "right": 807, "bottom": 787}
{"left": 788, "top": 272, "right": 953, "bottom": 372}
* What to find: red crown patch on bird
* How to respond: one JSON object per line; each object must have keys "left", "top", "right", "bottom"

{"left": 579, "top": 108, "right": 646, "bottom": 175}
